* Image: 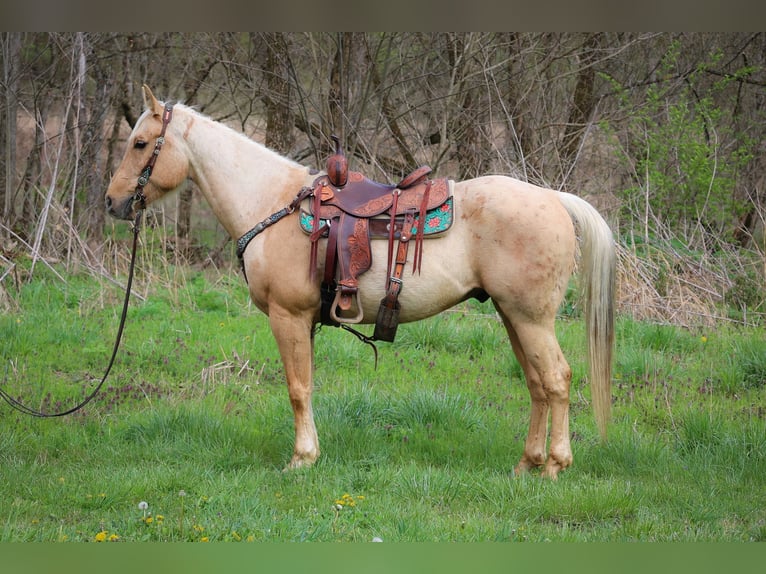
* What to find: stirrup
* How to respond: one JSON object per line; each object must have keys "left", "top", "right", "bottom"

{"left": 330, "top": 289, "right": 364, "bottom": 324}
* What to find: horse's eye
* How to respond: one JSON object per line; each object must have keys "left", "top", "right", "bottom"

{"left": 134, "top": 140, "right": 148, "bottom": 150}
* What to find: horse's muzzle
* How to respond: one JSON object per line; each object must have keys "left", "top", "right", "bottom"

{"left": 105, "top": 195, "right": 135, "bottom": 220}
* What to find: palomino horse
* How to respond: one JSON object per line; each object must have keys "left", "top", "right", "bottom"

{"left": 105, "top": 86, "right": 615, "bottom": 479}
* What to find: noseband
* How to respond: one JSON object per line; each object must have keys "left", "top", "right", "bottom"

{"left": 133, "top": 102, "right": 174, "bottom": 209}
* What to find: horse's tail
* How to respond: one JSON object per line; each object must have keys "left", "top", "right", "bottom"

{"left": 558, "top": 192, "right": 616, "bottom": 440}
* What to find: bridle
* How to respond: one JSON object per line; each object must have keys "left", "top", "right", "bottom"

{"left": 134, "top": 102, "right": 174, "bottom": 210}
{"left": 0, "top": 102, "right": 175, "bottom": 417}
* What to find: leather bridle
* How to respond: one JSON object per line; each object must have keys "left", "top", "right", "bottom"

{"left": 133, "top": 102, "right": 174, "bottom": 210}
{"left": 0, "top": 103, "right": 175, "bottom": 417}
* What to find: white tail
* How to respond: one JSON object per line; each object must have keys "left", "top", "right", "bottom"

{"left": 558, "top": 192, "right": 616, "bottom": 439}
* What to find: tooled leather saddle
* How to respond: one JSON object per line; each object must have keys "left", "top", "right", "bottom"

{"left": 302, "top": 136, "right": 453, "bottom": 341}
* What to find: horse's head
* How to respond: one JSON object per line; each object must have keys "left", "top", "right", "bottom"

{"left": 105, "top": 85, "right": 189, "bottom": 220}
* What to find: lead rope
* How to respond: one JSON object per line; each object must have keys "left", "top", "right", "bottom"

{"left": 0, "top": 101, "right": 174, "bottom": 417}
{"left": 0, "top": 209, "right": 144, "bottom": 417}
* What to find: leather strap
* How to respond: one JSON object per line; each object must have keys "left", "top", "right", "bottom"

{"left": 385, "top": 209, "right": 416, "bottom": 301}
{"left": 412, "top": 180, "right": 432, "bottom": 275}
{"left": 386, "top": 189, "right": 400, "bottom": 283}
{"left": 133, "top": 102, "right": 174, "bottom": 209}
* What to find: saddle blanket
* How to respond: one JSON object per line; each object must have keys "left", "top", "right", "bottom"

{"left": 299, "top": 193, "right": 454, "bottom": 239}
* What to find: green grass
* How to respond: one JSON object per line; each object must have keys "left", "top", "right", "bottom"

{"left": 0, "top": 267, "right": 764, "bottom": 542}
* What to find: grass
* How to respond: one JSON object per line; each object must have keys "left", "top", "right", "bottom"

{"left": 0, "top": 264, "right": 764, "bottom": 542}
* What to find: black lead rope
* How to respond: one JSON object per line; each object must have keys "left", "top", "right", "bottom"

{"left": 0, "top": 101, "right": 174, "bottom": 418}
{"left": 0, "top": 209, "right": 144, "bottom": 418}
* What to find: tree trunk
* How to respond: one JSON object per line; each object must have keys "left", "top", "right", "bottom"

{"left": 176, "top": 33, "right": 218, "bottom": 256}
{"left": 504, "top": 32, "right": 537, "bottom": 179}
{"left": 262, "top": 32, "right": 295, "bottom": 155}
{"left": 177, "top": 183, "right": 194, "bottom": 258}
{"left": 1, "top": 32, "right": 21, "bottom": 236}
{"left": 445, "top": 33, "right": 489, "bottom": 180}
{"left": 561, "top": 32, "right": 603, "bottom": 169}
{"left": 328, "top": 33, "right": 353, "bottom": 149}
{"left": 79, "top": 36, "right": 114, "bottom": 247}
{"left": 364, "top": 34, "right": 417, "bottom": 172}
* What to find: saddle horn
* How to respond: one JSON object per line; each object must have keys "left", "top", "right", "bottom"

{"left": 326, "top": 135, "right": 348, "bottom": 187}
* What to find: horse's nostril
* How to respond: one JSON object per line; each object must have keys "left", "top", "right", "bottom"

{"left": 105, "top": 196, "right": 112, "bottom": 209}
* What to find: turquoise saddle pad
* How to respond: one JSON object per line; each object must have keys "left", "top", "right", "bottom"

{"left": 299, "top": 196, "right": 454, "bottom": 237}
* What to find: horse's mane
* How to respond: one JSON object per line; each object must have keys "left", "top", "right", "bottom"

{"left": 173, "top": 102, "right": 304, "bottom": 169}
{"left": 131, "top": 100, "right": 304, "bottom": 171}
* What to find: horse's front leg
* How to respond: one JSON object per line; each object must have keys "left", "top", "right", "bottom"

{"left": 268, "top": 307, "right": 319, "bottom": 470}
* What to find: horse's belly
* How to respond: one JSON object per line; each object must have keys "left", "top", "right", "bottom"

{"left": 354, "top": 232, "right": 479, "bottom": 324}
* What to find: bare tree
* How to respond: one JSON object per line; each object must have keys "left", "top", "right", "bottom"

{"left": 2, "top": 32, "right": 762, "bottom": 290}
{"left": 561, "top": 32, "right": 604, "bottom": 169}
{"left": 1, "top": 32, "right": 22, "bottom": 236}
{"left": 262, "top": 32, "right": 295, "bottom": 154}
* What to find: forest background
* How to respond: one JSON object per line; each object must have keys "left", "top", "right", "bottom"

{"left": 1, "top": 32, "right": 764, "bottom": 324}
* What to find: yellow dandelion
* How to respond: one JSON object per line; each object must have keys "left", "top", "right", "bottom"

{"left": 200, "top": 536, "right": 209, "bottom": 542}
{"left": 334, "top": 492, "right": 364, "bottom": 508}
{"left": 156, "top": 515, "right": 164, "bottom": 522}
{"left": 94, "top": 531, "right": 108, "bottom": 542}
{"left": 109, "top": 534, "right": 119, "bottom": 542}
{"left": 144, "top": 516, "right": 154, "bottom": 525}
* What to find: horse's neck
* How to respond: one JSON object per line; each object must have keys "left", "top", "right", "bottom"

{"left": 180, "top": 109, "right": 306, "bottom": 239}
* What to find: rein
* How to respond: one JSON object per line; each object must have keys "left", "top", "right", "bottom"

{"left": 0, "top": 210, "right": 144, "bottom": 417}
{"left": 0, "top": 103, "right": 174, "bottom": 417}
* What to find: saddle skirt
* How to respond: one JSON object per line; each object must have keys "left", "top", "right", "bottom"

{"left": 300, "top": 170, "right": 454, "bottom": 330}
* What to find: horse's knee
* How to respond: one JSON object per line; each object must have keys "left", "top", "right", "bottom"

{"left": 541, "top": 365, "right": 572, "bottom": 401}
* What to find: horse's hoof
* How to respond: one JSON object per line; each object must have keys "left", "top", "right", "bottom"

{"left": 541, "top": 456, "right": 570, "bottom": 480}
{"left": 540, "top": 467, "right": 560, "bottom": 480}
{"left": 283, "top": 453, "right": 318, "bottom": 472}
{"left": 514, "top": 453, "right": 544, "bottom": 476}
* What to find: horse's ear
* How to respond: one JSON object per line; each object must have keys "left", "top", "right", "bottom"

{"left": 142, "top": 85, "right": 164, "bottom": 116}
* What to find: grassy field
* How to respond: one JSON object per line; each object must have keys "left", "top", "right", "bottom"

{"left": 0, "top": 260, "right": 764, "bottom": 542}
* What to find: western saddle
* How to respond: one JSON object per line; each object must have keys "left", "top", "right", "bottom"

{"left": 303, "top": 136, "right": 453, "bottom": 342}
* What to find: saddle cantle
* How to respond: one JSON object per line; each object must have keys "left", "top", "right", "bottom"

{"left": 302, "top": 138, "right": 454, "bottom": 341}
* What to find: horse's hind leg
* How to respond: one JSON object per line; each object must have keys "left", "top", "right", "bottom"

{"left": 268, "top": 306, "right": 319, "bottom": 470}
{"left": 497, "top": 310, "right": 573, "bottom": 479}
{"left": 504, "top": 322, "right": 548, "bottom": 473}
